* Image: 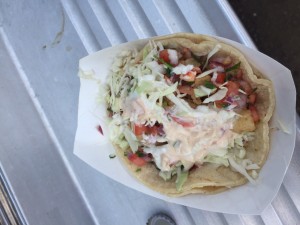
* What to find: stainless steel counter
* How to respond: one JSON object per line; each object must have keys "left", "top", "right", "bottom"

{"left": 0, "top": 0, "right": 299, "bottom": 224}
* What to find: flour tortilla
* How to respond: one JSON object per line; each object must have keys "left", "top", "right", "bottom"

{"left": 115, "top": 33, "right": 275, "bottom": 197}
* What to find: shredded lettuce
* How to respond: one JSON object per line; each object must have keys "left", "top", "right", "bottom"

{"left": 228, "top": 156, "right": 256, "bottom": 184}
{"left": 146, "top": 61, "right": 165, "bottom": 74}
{"left": 203, "top": 155, "right": 229, "bottom": 167}
{"left": 194, "top": 85, "right": 217, "bottom": 98}
{"left": 144, "top": 146, "right": 168, "bottom": 170}
{"left": 176, "top": 167, "right": 188, "bottom": 191}
{"left": 123, "top": 126, "right": 139, "bottom": 153}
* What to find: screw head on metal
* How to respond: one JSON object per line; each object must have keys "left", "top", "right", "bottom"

{"left": 147, "top": 213, "right": 176, "bottom": 225}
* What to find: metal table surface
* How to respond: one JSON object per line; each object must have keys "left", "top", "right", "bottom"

{"left": 0, "top": 0, "right": 299, "bottom": 224}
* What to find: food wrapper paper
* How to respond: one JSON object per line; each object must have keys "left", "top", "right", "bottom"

{"left": 74, "top": 34, "right": 296, "bottom": 214}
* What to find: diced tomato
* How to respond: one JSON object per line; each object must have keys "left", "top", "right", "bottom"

{"left": 248, "top": 93, "right": 257, "bottom": 104}
{"left": 226, "top": 81, "right": 240, "bottom": 96}
{"left": 177, "top": 85, "right": 194, "bottom": 95}
{"left": 147, "top": 126, "right": 159, "bottom": 136}
{"left": 215, "top": 72, "right": 226, "bottom": 84}
{"left": 170, "top": 74, "right": 180, "bottom": 83}
{"left": 159, "top": 50, "right": 171, "bottom": 64}
{"left": 215, "top": 100, "right": 231, "bottom": 109}
{"left": 236, "top": 69, "right": 243, "bottom": 79}
{"left": 215, "top": 100, "right": 225, "bottom": 108}
{"left": 170, "top": 116, "right": 194, "bottom": 127}
{"left": 180, "top": 71, "right": 196, "bottom": 82}
{"left": 134, "top": 124, "right": 163, "bottom": 136}
{"left": 239, "top": 80, "right": 252, "bottom": 94}
{"left": 249, "top": 105, "right": 260, "bottom": 123}
{"left": 156, "top": 124, "right": 165, "bottom": 136}
{"left": 134, "top": 124, "right": 148, "bottom": 136}
{"left": 128, "top": 153, "right": 147, "bottom": 167}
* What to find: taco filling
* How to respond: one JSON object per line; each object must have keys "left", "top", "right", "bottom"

{"left": 105, "top": 34, "right": 274, "bottom": 196}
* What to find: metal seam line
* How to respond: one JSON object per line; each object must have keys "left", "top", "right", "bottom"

{"left": 217, "top": 0, "right": 256, "bottom": 49}
{"left": 60, "top": 0, "right": 100, "bottom": 53}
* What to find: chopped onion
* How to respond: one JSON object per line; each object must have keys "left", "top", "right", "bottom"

{"left": 210, "top": 71, "right": 218, "bottom": 84}
{"left": 167, "top": 49, "right": 179, "bottom": 65}
{"left": 238, "top": 89, "right": 247, "bottom": 95}
{"left": 202, "top": 44, "right": 222, "bottom": 70}
{"left": 203, "top": 88, "right": 228, "bottom": 103}
{"left": 146, "top": 61, "right": 166, "bottom": 74}
{"left": 172, "top": 64, "right": 193, "bottom": 75}
{"left": 196, "top": 67, "right": 220, "bottom": 79}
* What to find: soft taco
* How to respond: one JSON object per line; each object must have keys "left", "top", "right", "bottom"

{"left": 105, "top": 33, "right": 275, "bottom": 196}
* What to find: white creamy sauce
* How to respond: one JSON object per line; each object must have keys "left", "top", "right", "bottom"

{"left": 158, "top": 108, "right": 238, "bottom": 171}
{"left": 123, "top": 95, "right": 162, "bottom": 125}
{"left": 125, "top": 95, "right": 239, "bottom": 172}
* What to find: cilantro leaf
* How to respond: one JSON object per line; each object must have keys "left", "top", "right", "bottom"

{"left": 204, "top": 81, "right": 216, "bottom": 89}
{"left": 225, "top": 62, "right": 241, "bottom": 73}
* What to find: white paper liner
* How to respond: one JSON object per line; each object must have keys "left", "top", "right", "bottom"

{"left": 74, "top": 35, "right": 296, "bottom": 215}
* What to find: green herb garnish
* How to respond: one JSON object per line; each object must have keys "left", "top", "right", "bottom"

{"left": 204, "top": 81, "right": 216, "bottom": 89}
{"left": 166, "top": 67, "right": 174, "bottom": 77}
{"left": 225, "top": 62, "right": 241, "bottom": 73}
{"left": 225, "top": 74, "right": 233, "bottom": 81}
{"left": 222, "top": 103, "right": 230, "bottom": 108}
{"left": 136, "top": 151, "right": 145, "bottom": 157}
{"left": 136, "top": 168, "right": 142, "bottom": 172}
{"left": 154, "top": 56, "right": 173, "bottom": 70}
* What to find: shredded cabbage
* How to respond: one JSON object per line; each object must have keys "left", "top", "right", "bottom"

{"left": 203, "top": 155, "right": 229, "bottom": 167}
{"left": 123, "top": 126, "right": 139, "bottom": 153}
{"left": 228, "top": 156, "right": 256, "bottom": 184}
{"left": 202, "top": 44, "right": 221, "bottom": 70}
{"left": 176, "top": 168, "right": 188, "bottom": 191}
{"left": 166, "top": 93, "right": 193, "bottom": 114}
{"left": 194, "top": 85, "right": 217, "bottom": 98}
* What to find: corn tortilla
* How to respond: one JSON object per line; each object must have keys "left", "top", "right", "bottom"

{"left": 114, "top": 33, "right": 275, "bottom": 196}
